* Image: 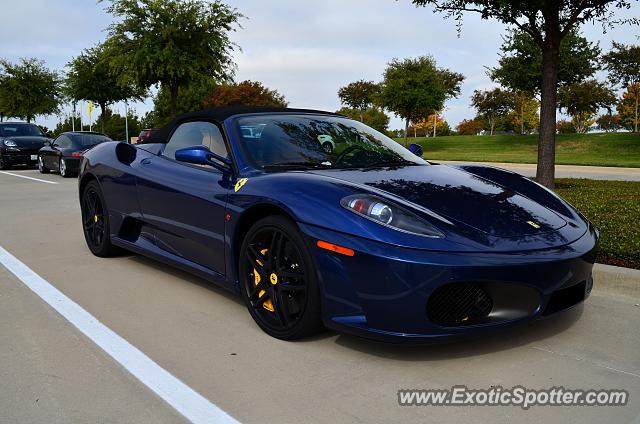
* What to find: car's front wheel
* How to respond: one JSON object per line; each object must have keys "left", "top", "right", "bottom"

{"left": 81, "top": 181, "right": 121, "bottom": 257}
{"left": 38, "top": 156, "right": 49, "bottom": 174}
{"left": 239, "top": 215, "right": 322, "bottom": 340}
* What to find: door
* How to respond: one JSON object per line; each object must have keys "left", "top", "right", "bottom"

{"left": 43, "top": 135, "right": 70, "bottom": 170}
{"left": 135, "top": 121, "right": 231, "bottom": 275}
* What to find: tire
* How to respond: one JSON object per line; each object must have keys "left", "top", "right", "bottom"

{"left": 80, "top": 181, "right": 121, "bottom": 257}
{"left": 38, "top": 156, "right": 49, "bottom": 174}
{"left": 239, "top": 215, "right": 323, "bottom": 340}
{"left": 59, "top": 157, "right": 72, "bottom": 178}
{"left": 0, "top": 156, "right": 9, "bottom": 170}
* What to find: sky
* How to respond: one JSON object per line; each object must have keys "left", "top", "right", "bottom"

{"left": 0, "top": 0, "right": 638, "bottom": 131}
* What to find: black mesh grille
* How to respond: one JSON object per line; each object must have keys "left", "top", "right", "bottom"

{"left": 427, "top": 282, "right": 493, "bottom": 326}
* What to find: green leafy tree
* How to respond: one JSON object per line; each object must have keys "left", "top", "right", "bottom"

{"left": 0, "top": 58, "right": 61, "bottom": 122}
{"left": 202, "top": 80, "right": 288, "bottom": 108}
{"left": 103, "top": 109, "right": 144, "bottom": 140}
{"left": 490, "top": 29, "right": 600, "bottom": 94}
{"left": 337, "top": 80, "right": 380, "bottom": 122}
{"left": 602, "top": 42, "right": 640, "bottom": 132}
{"left": 470, "top": 88, "right": 513, "bottom": 135}
{"left": 507, "top": 92, "right": 539, "bottom": 135}
{"left": 66, "top": 44, "right": 145, "bottom": 134}
{"left": 558, "top": 80, "right": 616, "bottom": 133}
{"left": 102, "top": 0, "right": 243, "bottom": 118}
{"left": 618, "top": 83, "right": 640, "bottom": 131}
{"left": 151, "top": 76, "right": 218, "bottom": 126}
{"left": 378, "top": 55, "right": 463, "bottom": 145}
{"left": 336, "top": 107, "right": 389, "bottom": 133}
{"left": 411, "top": 0, "right": 637, "bottom": 188}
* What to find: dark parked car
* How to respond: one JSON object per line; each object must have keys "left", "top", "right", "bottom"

{"left": 137, "top": 128, "right": 160, "bottom": 144}
{"left": 39, "top": 132, "right": 111, "bottom": 177}
{"left": 0, "top": 122, "right": 50, "bottom": 169}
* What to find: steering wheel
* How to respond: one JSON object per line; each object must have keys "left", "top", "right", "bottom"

{"left": 335, "top": 145, "right": 368, "bottom": 165}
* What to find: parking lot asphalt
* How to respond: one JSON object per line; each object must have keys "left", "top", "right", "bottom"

{"left": 0, "top": 168, "right": 639, "bottom": 424}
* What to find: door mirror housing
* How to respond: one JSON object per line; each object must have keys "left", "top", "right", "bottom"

{"left": 408, "top": 143, "right": 423, "bottom": 157}
{"left": 175, "top": 145, "right": 232, "bottom": 174}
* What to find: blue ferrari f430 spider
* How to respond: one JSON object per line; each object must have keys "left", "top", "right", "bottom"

{"left": 78, "top": 107, "right": 598, "bottom": 342}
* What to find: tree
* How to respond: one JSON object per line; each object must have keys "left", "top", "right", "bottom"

{"left": 336, "top": 107, "right": 390, "bottom": 133}
{"left": 202, "top": 80, "right": 288, "bottom": 108}
{"left": 556, "top": 119, "right": 577, "bottom": 134}
{"left": 0, "top": 58, "right": 61, "bottom": 122}
{"left": 558, "top": 79, "right": 616, "bottom": 133}
{"left": 618, "top": 83, "right": 640, "bottom": 131}
{"left": 596, "top": 113, "right": 621, "bottom": 132}
{"left": 603, "top": 42, "right": 640, "bottom": 132}
{"left": 412, "top": 0, "right": 637, "bottom": 188}
{"left": 338, "top": 80, "right": 380, "bottom": 122}
{"left": 378, "top": 55, "right": 463, "bottom": 145}
{"left": 66, "top": 44, "right": 145, "bottom": 134}
{"left": 456, "top": 118, "right": 483, "bottom": 135}
{"left": 151, "top": 76, "right": 218, "bottom": 126}
{"left": 415, "top": 112, "right": 451, "bottom": 137}
{"left": 102, "top": 0, "right": 242, "bottom": 118}
{"left": 490, "top": 29, "right": 600, "bottom": 94}
{"left": 506, "top": 92, "right": 539, "bottom": 135}
{"left": 470, "top": 88, "right": 513, "bottom": 135}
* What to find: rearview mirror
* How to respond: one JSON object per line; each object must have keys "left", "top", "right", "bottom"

{"left": 175, "top": 145, "right": 232, "bottom": 174}
{"left": 408, "top": 143, "right": 423, "bottom": 157}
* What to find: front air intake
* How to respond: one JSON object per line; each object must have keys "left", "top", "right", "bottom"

{"left": 427, "top": 282, "right": 493, "bottom": 326}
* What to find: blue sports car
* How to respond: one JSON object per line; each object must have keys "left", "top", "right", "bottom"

{"left": 78, "top": 107, "right": 598, "bottom": 342}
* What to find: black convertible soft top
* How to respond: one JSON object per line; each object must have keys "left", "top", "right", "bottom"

{"left": 148, "top": 106, "right": 342, "bottom": 144}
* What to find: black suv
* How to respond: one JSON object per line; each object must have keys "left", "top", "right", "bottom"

{"left": 0, "top": 122, "right": 50, "bottom": 169}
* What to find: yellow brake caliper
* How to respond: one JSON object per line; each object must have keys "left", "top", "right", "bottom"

{"left": 255, "top": 248, "right": 274, "bottom": 312}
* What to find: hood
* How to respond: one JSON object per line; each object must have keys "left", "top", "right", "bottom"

{"left": 2, "top": 136, "right": 47, "bottom": 149}
{"left": 310, "top": 164, "right": 567, "bottom": 238}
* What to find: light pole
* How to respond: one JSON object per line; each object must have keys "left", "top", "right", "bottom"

{"left": 124, "top": 100, "right": 129, "bottom": 143}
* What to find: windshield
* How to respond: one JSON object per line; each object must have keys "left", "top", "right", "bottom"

{"left": 234, "top": 114, "right": 427, "bottom": 170}
{"left": 0, "top": 124, "right": 44, "bottom": 137}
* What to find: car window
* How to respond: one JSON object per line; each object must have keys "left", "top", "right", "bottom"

{"left": 72, "top": 134, "right": 111, "bottom": 147}
{"left": 54, "top": 136, "right": 72, "bottom": 149}
{"left": 163, "top": 121, "right": 228, "bottom": 161}
{"left": 0, "top": 124, "right": 44, "bottom": 137}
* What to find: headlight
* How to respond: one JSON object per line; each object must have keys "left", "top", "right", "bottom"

{"left": 3, "top": 140, "right": 17, "bottom": 147}
{"left": 341, "top": 194, "right": 444, "bottom": 238}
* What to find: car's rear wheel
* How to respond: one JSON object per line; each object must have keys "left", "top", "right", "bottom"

{"left": 38, "top": 156, "right": 49, "bottom": 173}
{"left": 59, "top": 158, "right": 71, "bottom": 177}
{"left": 239, "top": 215, "right": 322, "bottom": 340}
{"left": 81, "top": 181, "right": 121, "bottom": 257}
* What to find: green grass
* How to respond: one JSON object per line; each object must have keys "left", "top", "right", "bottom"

{"left": 554, "top": 179, "right": 640, "bottom": 269}
{"left": 396, "top": 132, "right": 640, "bottom": 168}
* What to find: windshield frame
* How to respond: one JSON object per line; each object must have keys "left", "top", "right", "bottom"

{"left": 229, "top": 113, "right": 428, "bottom": 172}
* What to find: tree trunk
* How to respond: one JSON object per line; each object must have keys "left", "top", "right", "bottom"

{"left": 403, "top": 117, "right": 410, "bottom": 146}
{"left": 359, "top": 111, "right": 364, "bottom": 122}
{"left": 100, "top": 102, "right": 107, "bottom": 135}
{"left": 170, "top": 84, "right": 179, "bottom": 119}
{"left": 27, "top": 115, "right": 32, "bottom": 123}
{"left": 536, "top": 41, "right": 561, "bottom": 189}
{"left": 635, "top": 93, "right": 638, "bottom": 133}
{"left": 432, "top": 110, "right": 437, "bottom": 138}
{"left": 520, "top": 103, "right": 525, "bottom": 135}
{"left": 490, "top": 118, "right": 495, "bottom": 136}
{"left": 413, "top": 126, "right": 417, "bottom": 138}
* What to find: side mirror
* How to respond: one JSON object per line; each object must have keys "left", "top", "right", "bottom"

{"left": 44, "top": 140, "right": 52, "bottom": 146}
{"left": 175, "top": 145, "right": 232, "bottom": 174}
{"left": 408, "top": 143, "right": 423, "bottom": 157}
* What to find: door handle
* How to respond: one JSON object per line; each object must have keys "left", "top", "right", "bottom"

{"left": 141, "top": 158, "right": 152, "bottom": 165}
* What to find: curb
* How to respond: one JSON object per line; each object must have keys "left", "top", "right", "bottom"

{"left": 592, "top": 263, "right": 640, "bottom": 299}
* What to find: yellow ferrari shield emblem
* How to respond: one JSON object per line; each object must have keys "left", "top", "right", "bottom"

{"left": 527, "top": 220, "right": 541, "bottom": 229}
{"left": 234, "top": 178, "right": 248, "bottom": 192}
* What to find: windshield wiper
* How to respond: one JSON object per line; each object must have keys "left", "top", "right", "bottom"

{"left": 262, "top": 162, "right": 333, "bottom": 170}
{"left": 362, "top": 159, "right": 418, "bottom": 169}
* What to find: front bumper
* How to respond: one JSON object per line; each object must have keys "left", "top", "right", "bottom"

{"left": 1, "top": 151, "right": 39, "bottom": 166}
{"left": 300, "top": 223, "right": 598, "bottom": 343}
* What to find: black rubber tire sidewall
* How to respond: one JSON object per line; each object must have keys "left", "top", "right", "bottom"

{"left": 239, "top": 215, "right": 323, "bottom": 340}
{"left": 81, "top": 181, "right": 121, "bottom": 257}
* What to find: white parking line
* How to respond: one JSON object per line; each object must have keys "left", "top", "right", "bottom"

{"left": 0, "top": 245, "right": 240, "bottom": 424}
{"left": 0, "top": 171, "right": 58, "bottom": 184}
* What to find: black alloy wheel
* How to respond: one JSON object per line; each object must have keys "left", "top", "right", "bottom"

{"left": 240, "top": 215, "right": 322, "bottom": 340}
{"left": 81, "top": 181, "right": 120, "bottom": 257}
